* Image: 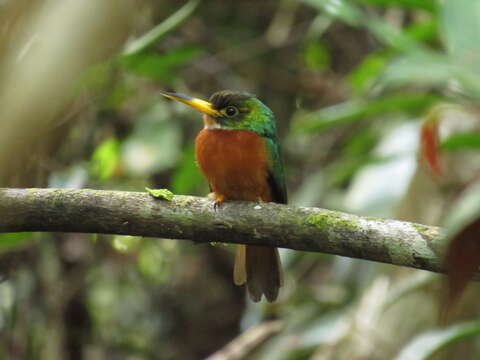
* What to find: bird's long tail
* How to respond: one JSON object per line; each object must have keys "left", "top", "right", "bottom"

{"left": 234, "top": 245, "right": 283, "bottom": 302}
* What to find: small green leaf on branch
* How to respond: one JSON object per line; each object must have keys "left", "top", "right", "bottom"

{"left": 145, "top": 187, "right": 174, "bottom": 201}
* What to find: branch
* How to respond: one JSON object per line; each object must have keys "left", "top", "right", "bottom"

{"left": 206, "top": 320, "right": 284, "bottom": 360}
{"left": 0, "top": 188, "right": 445, "bottom": 273}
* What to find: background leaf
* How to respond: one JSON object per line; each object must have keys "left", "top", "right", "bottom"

{"left": 441, "top": 132, "right": 480, "bottom": 151}
{"left": 394, "top": 321, "right": 480, "bottom": 360}
{"left": 294, "top": 94, "right": 440, "bottom": 133}
{"left": 442, "top": 182, "right": 480, "bottom": 315}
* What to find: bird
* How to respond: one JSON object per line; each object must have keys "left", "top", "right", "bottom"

{"left": 159, "top": 89, "right": 287, "bottom": 302}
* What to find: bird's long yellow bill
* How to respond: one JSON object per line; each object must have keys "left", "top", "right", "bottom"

{"left": 159, "top": 91, "right": 221, "bottom": 117}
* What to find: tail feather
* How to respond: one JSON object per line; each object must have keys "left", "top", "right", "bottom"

{"left": 234, "top": 245, "right": 282, "bottom": 302}
{"left": 234, "top": 245, "right": 247, "bottom": 286}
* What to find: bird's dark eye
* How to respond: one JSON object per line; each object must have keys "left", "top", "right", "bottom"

{"left": 224, "top": 106, "right": 239, "bottom": 117}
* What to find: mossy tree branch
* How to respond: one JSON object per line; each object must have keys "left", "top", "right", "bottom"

{"left": 0, "top": 188, "right": 445, "bottom": 273}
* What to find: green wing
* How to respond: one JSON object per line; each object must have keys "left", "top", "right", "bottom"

{"left": 264, "top": 137, "right": 288, "bottom": 204}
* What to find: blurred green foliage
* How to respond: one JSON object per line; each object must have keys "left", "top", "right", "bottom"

{"left": 0, "top": 233, "right": 34, "bottom": 253}
{"left": 121, "top": 46, "right": 203, "bottom": 82}
{"left": 395, "top": 321, "right": 480, "bottom": 360}
{"left": 91, "top": 138, "right": 121, "bottom": 180}
{"left": 441, "top": 132, "right": 480, "bottom": 151}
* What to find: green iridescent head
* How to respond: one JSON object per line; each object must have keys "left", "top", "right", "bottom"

{"left": 159, "top": 90, "right": 277, "bottom": 138}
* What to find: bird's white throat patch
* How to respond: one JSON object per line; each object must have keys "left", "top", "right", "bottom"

{"left": 202, "top": 114, "right": 223, "bottom": 129}
{"left": 203, "top": 123, "right": 223, "bottom": 130}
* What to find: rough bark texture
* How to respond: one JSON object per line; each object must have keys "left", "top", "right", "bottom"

{"left": 0, "top": 188, "right": 445, "bottom": 273}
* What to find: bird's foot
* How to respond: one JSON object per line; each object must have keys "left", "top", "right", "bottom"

{"left": 208, "top": 192, "right": 225, "bottom": 212}
{"left": 213, "top": 197, "right": 225, "bottom": 212}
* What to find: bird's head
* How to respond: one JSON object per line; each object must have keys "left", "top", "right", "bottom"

{"left": 159, "top": 90, "right": 277, "bottom": 137}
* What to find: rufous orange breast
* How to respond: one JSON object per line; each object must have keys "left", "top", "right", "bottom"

{"left": 195, "top": 129, "right": 272, "bottom": 202}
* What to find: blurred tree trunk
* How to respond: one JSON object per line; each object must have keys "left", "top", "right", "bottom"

{"left": 0, "top": 1, "right": 145, "bottom": 359}
{"left": 0, "top": 0, "right": 139, "bottom": 187}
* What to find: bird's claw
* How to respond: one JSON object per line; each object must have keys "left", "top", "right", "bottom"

{"left": 208, "top": 193, "right": 224, "bottom": 212}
